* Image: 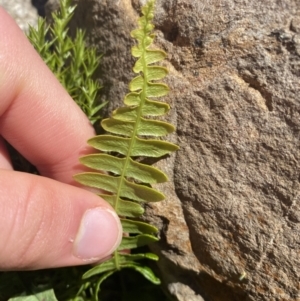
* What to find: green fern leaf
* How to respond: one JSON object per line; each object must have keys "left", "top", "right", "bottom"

{"left": 94, "top": 271, "right": 115, "bottom": 299}
{"left": 118, "top": 235, "right": 159, "bottom": 250}
{"left": 123, "top": 264, "right": 161, "bottom": 284}
{"left": 87, "top": 135, "right": 178, "bottom": 157}
{"left": 75, "top": 0, "right": 178, "bottom": 287}
{"left": 79, "top": 154, "right": 168, "bottom": 183}
{"left": 100, "top": 194, "right": 144, "bottom": 217}
{"left": 82, "top": 253, "right": 159, "bottom": 279}
{"left": 121, "top": 219, "right": 158, "bottom": 234}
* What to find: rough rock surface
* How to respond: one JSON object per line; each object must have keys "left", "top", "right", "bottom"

{"left": 0, "top": 0, "right": 38, "bottom": 32}
{"left": 47, "top": 0, "right": 300, "bottom": 300}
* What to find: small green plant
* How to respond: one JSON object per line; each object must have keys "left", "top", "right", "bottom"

{"left": 27, "top": 0, "right": 106, "bottom": 124}
{"left": 1, "top": 0, "right": 177, "bottom": 300}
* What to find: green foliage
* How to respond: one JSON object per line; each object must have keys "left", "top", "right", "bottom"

{"left": 9, "top": 289, "right": 58, "bottom": 301}
{"left": 74, "top": 0, "right": 178, "bottom": 294}
{"left": 27, "top": 0, "right": 105, "bottom": 124}
{"left": 2, "top": 0, "right": 177, "bottom": 300}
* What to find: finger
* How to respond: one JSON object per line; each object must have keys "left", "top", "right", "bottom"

{"left": 0, "top": 7, "right": 95, "bottom": 184}
{"left": 0, "top": 137, "right": 13, "bottom": 169}
{"left": 0, "top": 170, "right": 122, "bottom": 270}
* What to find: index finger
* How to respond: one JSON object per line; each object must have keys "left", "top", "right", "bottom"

{"left": 0, "top": 7, "right": 95, "bottom": 183}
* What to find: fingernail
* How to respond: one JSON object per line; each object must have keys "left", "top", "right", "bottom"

{"left": 73, "top": 207, "right": 122, "bottom": 260}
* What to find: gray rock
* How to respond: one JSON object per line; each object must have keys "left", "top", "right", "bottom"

{"left": 47, "top": 0, "right": 300, "bottom": 300}
{"left": 0, "top": 0, "right": 38, "bottom": 32}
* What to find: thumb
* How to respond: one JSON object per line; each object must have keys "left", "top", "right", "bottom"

{"left": 0, "top": 170, "right": 122, "bottom": 270}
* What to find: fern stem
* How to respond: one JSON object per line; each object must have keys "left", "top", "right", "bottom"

{"left": 112, "top": 11, "right": 148, "bottom": 228}
{"left": 111, "top": 10, "right": 150, "bottom": 271}
{"left": 113, "top": 250, "right": 120, "bottom": 270}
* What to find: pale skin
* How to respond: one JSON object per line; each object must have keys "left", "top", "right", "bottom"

{"left": 0, "top": 7, "right": 122, "bottom": 270}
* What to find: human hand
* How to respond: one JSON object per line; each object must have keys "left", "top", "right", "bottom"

{"left": 0, "top": 7, "right": 122, "bottom": 270}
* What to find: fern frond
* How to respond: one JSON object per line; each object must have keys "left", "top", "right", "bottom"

{"left": 74, "top": 0, "right": 178, "bottom": 288}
